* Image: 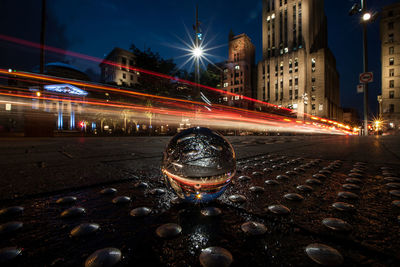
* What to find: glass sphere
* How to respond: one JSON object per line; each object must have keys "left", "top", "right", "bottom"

{"left": 162, "top": 127, "right": 236, "bottom": 203}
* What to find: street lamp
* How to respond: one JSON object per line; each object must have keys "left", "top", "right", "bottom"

{"left": 349, "top": 0, "right": 374, "bottom": 136}
{"left": 193, "top": 47, "right": 203, "bottom": 58}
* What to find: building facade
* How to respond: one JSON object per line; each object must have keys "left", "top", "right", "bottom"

{"left": 257, "top": 0, "right": 341, "bottom": 120}
{"left": 100, "top": 47, "right": 139, "bottom": 87}
{"left": 379, "top": 3, "right": 400, "bottom": 132}
{"left": 220, "top": 32, "right": 256, "bottom": 107}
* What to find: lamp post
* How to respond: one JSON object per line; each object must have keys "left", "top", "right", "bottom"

{"left": 350, "top": 0, "right": 372, "bottom": 136}
{"left": 193, "top": 5, "right": 202, "bottom": 100}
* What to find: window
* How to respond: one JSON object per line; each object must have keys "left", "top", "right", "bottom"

{"left": 295, "top": 77, "right": 298, "bottom": 85}
{"left": 388, "top": 11, "right": 393, "bottom": 17}
{"left": 312, "top": 86, "right": 316, "bottom": 92}
{"left": 390, "top": 80, "right": 394, "bottom": 88}
{"left": 130, "top": 75, "right": 133, "bottom": 80}
{"left": 389, "top": 104, "right": 394, "bottom": 113}
{"left": 390, "top": 57, "right": 394, "bottom": 65}
{"left": 235, "top": 65, "right": 240, "bottom": 70}
{"left": 295, "top": 89, "right": 298, "bottom": 99}
{"left": 312, "top": 104, "right": 316, "bottom": 110}
{"left": 122, "top": 73, "right": 126, "bottom": 79}
{"left": 223, "top": 82, "right": 228, "bottom": 88}
{"left": 388, "top": 22, "right": 394, "bottom": 30}
{"left": 390, "top": 69, "right": 394, "bottom": 77}
{"left": 223, "top": 68, "right": 228, "bottom": 73}
{"left": 389, "top": 33, "right": 394, "bottom": 42}
{"left": 289, "top": 89, "right": 293, "bottom": 100}
{"left": 289, "top": 79, "right": 292, "bottom": 86}
{"left": 311, "top": 95, "right": 316, "bottom": 101}
{"left": 312, "top": 77, "right": 316, "bottom": 83}
{"left": 389, "top": 90, "right": 394, "bottom": 99}
{"left": 389, "top": 47, "right": 394, "bottom": 54}
{"left": 311, "top": 58, "right": 316, "bottom": 72}
{"left": 129, "top": 59, "right": 134, "bottom": 66}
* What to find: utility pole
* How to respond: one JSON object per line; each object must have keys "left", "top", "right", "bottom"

{"left": 194, "top": 5, "right": 201, "bottom": 100}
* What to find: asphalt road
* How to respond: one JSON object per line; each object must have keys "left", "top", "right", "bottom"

{"left": 0, "top": 135, "right": 399, "bottom": 266}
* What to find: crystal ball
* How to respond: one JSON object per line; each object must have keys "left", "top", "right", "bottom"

{"left": 162, "top": 127, "right": 236, "bottom": 203}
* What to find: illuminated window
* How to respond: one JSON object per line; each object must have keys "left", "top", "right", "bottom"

{"left": 223, "top": 97, "right": 228, "bottom": 101}
{"left": 389, "top": 57, "right": 394, "bottom": 65}
{"left": 390, "top": 69, "right": 394, "bottom": 77}
{"left": 5, "top": 103, "right": 11, "bottom": 111}
{"left": 235, "top": 95, "right": 240, "bottom": 100}
{"left": 235, "top": 65, "right": 240, "bottom": 70}
{"left": 389, "top": 90, "right": 394, "bottom": 99}
{"left": 223, "top": 82, "right": 229, "bottom": 87}
{"left": 223, "top": 68, "right": 228, "bottom": 73}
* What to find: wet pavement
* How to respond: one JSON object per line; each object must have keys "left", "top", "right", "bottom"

{"left": 0, "top": 135, "right": 400, "bottom": 266}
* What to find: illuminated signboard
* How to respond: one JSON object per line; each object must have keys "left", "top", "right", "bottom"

{"left": 44, "top": 84, "right": 88, "bottom": 96}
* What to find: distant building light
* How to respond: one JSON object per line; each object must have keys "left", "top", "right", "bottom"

{"left": 389, "top": 122, "right": 394, "bottom": 128}
{"left": 44, "top": 84, "right": 88, "bottom": 96}
{"left": 8, "top": 69, "right": 12, "bottom": 73}
{"left": 293, "top": 104, "right": 298, "bottom": 109}
{"left": 235, "top": 65, "right": 240, "bottom": 70}
{"left": 267, "top": 16, "right": 271, "bottom": 21}
{"left": 271, "top": 13, "right": 275, "bottom": 19}
{"left": 5, "top": 103, "right": 11, "bottom": 111}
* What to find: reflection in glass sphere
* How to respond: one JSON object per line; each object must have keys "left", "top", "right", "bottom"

{"left": 162, "top": 127, "right": 236, "bottom": 203}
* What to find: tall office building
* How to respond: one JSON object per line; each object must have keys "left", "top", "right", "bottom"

{"left": 257, "top": 0, "right": 341, "bottom": 120}
{"left": 379, "top": 2, "right": 400, "bottom": 132}
{"left": 220, "top": 32, "right": 256, "bottom": 107}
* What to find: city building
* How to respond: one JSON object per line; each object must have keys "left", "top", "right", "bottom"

{"left": 257, "top": 0, "right": 341, "bottom": 120}
{"left": 342, "top": 107, "right": 360, "bottom": 127}
{"left": 220, "top": 32, "right": 256, "bottom": 107}
{"left": 100, "top": 47, "right": 139, "bottom": 87}
{"left": 379, "top": 2, "right": 400, "bottom": 133}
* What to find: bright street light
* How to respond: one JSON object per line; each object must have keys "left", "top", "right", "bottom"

{"left": 193, "top": 47, "right": 203, "bottom": 58}
{"left": 362, "top": 12, "right": 371, "bottom": 21}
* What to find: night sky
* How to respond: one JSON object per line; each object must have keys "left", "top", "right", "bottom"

{"left": 0, "top": 0, "right": 399, "bottom": 116}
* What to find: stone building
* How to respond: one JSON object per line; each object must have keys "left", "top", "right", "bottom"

{"left": 100, "top": 47, "right": 139, "bottom": 87}
{"left": 257, "top": 0, "right": 341, "bottom": 120}
{"left": 379, "top": 2, "right": 400, "bottom": 132}
{"left": 220, "top": 32, "right": 256, "bottom": 107}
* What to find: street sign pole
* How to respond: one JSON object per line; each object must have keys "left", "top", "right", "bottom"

{"left": 362, "top": 0, "right": 369, "bottom": 136}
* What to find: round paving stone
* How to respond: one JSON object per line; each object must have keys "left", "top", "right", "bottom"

{"left": 350, "top": 169, "right": 365, "bottom": 174}
{"left": 306, "top": 178, "right": 322, "bottom": 185}
{"left": 156, "top": 223, "right": 182, "bottom": 238}
{"left": 272, "top": 165, "right": 280, "bottom": 170}
{"left": 381, "top": 166, "right": 392, "bottom": 171}
{"left": 0, "top": 206, "right": 24, "bottom": 217}
{"left": 332, "top": 202, "right": 355, "bottom": 212}
{"left": 345, "top": 178, "right": 362, "bottom": 184}
{"left": 276, "top": 174, "right": 289, "bottom": 180}
{"left": 319, "top": 170, "right": 331, "bottom": 175}
{"left": 267, "top": 204, "right": 291, "bottom": 214}
{"left": 100, "top": 188, "right": 117, "bottom": 195}
{"left": 237, "top": 175, "right": 251, "bottom": 182}
{"left": 56, "top": 196, "right": 77, "bottom": 205}
{"left": 134, "top": 182, "right": 149, "bottom": 189}
{"left": 392, "top": 200, "right": 400, "bottom": 208}
{"left": 252, "top": 171, "right": 263, "bottom": 178}
{"left": 338, "top": 191, "right": 359, "bottom": 200}
{"left": 228, "top": 195, "right": 247, "bottom": 203}
{"left": 383, "top": 172, "right": 396, "bottom": 177}
{"left": 199, "top": 247, "right": 233, "bottom": 267}
{"left": 263, "top": 168, "right": 272, "bottom": 173}
{"left": 0, "top": 221, "right": 23, "bottom": 235}
{"left": 0, "top": 247, "right": 22, "bottom": 262}
{"left": 348, "top": 173, "right": 363, "bottom": 178}
{"left": 389, "top": 190, "right": 400, "bottom": 197}
{"left": 285, "top": 171, "right": 298, "bottom": 176}
{"left": 201, "top": 207, "right": 222, "bottom": 217}
{"left": 70, "top": 223, "right": 100, "bottom": 237}
{"left": 150, "top": 188, "right": 166, "bottom": 195}
{"left": 322, "top": 218, "right": 352, "bottom": 232}
{"left": 85, "top": 247, "right": 121, "bottom": 267}
{"left": 384, "top": 177, "right": 400, "bottom": 182}
{"left": 296, "top": 185, "right": 313, "bottom": 192}
{"left": 265, "top": 180, "right": 279, "bottom": 185}
{"left": 130, "top": 207, "right": 152, "bottom": 217}
{"left": 305, "top": 243, "right": 343, "bottom": 266}
{"left": 284, "top": 193, "right": 304, "bottom": 201}
{"left": 313, "top": 174, "right": 326, "bottom": 180}
{"left": 294, "top": 167, "right": 305, "bottom": 172}
{"left": 61, "top": 207, "right": 86, "bottom": 218}
{"left": 241, "top": 221, "right": 267, "bottom": 235}
{"left": 112, "top": 196, "right": 131, "bottom": 204}
{"left": 386, "top": 183, "right": 400, "bottom": 189}
{"left": 342, "top": 184, "right": 360, "bottom": 190}
{"left": 249, "top": 186, "right": 265, "bottom": 193}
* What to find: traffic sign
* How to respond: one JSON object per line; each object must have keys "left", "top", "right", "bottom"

{"left": 357, "top": 84, "right": 364, "bottom": 93}
{"left": 359, "top": 72, "right": 373, "bottom": 83}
